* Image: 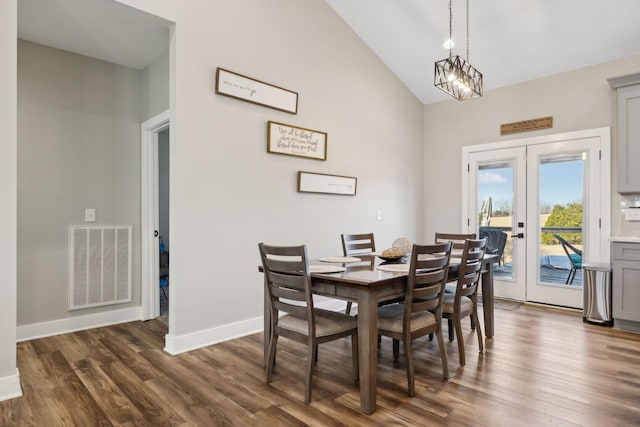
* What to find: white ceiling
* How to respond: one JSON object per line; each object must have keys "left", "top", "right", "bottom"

{"left": 16, "top": 0, "right": 640, "bottom": 105}
{"left": 18, "top": 0, "right": 171, "bottom": 70}
{"left": 326, "top": 0, "right": 640, "bottom": 104}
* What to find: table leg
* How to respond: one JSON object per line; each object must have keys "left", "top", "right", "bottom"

{"left": 481, "top": 262, "right": 494, "bottom": 338}
{"left": 357, "top": 289, "right": 377, "bottom": 414}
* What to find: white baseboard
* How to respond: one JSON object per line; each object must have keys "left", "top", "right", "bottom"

{"left": 0, "top": 369, "right": 22, "bottom": 402}
{"left": 164, "top": 299, "right": 346, "bottom": 355}
{"left": 17, "top": 306, "right": 143, "bottom": 342}
{"left": 164, "top": 315, "right": 263, "bottom": 355}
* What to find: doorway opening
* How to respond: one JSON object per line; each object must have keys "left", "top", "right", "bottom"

{"left": 141, "top": 110, "right": 170, "bottom": 322}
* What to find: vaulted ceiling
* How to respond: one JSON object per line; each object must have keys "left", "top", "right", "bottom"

{"left": 327, "top": 0, "right": 640, "bottom": 104}
{"left": 17, "top": 0, "right": 640, "bottom": 105}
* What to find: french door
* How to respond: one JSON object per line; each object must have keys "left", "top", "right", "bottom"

{"left": 463, "top": 128, "right": 610, "bottom": 308}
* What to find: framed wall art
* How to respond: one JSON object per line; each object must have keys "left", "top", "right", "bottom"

{"left": 215, "top": 67, "right": 298, "bottom": 114}
{"left": 297, "top": 171, "right": 357, "bottom": 196}
{"left": 267, "top": 121, "right": 327, "bottom": 160}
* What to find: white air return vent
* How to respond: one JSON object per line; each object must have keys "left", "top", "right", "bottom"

{"left": 68, "top": 225, "right": 132, "bottom": 310}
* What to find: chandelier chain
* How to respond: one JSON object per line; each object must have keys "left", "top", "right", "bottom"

{"left": 466, "top": 0, "right": 470, "bottom": 62}
{"left": 448, "top": 0, "right": 453, "bottom": 57}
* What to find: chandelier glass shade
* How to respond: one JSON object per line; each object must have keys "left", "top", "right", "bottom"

{"left": 434, "top": 0, "right": 483, "bottom": 101}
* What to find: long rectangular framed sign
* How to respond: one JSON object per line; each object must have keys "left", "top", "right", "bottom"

{"left": 297, "top": 171, "right": 357, "bottom": 196}
{"left": 267, "top": 121, "right": 327, "bottom": 160}
{"left": 215, "top": 67, "right": 298, "bottom": 114}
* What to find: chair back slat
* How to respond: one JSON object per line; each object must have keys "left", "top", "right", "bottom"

{"left": 342, "top": 233, "right": 376, "bottom": 256}
{"left": 452, "top": 238, "right": 487, "bottom": 300}
{"left": 435, "top": 232, "right": 476, "bottom": 250}
{"left": 405, "top": 242, "right": 452, "bottom": 316}
{"left": 259, "top": 243, "right": 314, "bottom": 329}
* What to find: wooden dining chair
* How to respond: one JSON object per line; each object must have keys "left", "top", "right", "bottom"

{"left": 434, "top": 232, "right": 476, "bottom": 251}
{"left": 441, "top": 238, "right": 487, "bottom": 366}
{"left": 258, "top": 243, "right": 359, "bottom": 404}
{"left": 376, "top": 242, "right": 452, "bottom": 396}
{"left": 434, "top": 232, "right": 477, "bottom": 298}
{"left": 342, "top": 233, "right": 376, "bottom": 314}
{"left": 342, "top": 233, "right": 376, "bottom": 256}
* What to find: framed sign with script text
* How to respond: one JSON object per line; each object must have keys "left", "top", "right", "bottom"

{"left": 297, "top": 171, "right": 357, "bottom": 196}
{"left": 215, "top": 68, "right": 298, "bottom": 114}
{"left": 267, "top": 121, "right": 327, "bottom": 160}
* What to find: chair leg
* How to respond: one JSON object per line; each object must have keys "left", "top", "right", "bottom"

{"left": 404, "top": 336, "right": 415, "bottom": 397}
{"left": 393, "top": 339, "right": 400, "bottom": 360}
{"left": 447, "top": 319, "right": 454, "bottom": 341}
{"left": 455, "top": 316, "right": 465, "bottom": 366}
{"left": 305, "top": 342, "right": 316, "bottom": 404}
{"left": 473, "top": 311, "right": 484, "bottom": 353}
{"left": 314, "top": 344, "right": 319, "bottom": 364}
{"left": 266, "top": 335, "right": 278, "bottom": 383}
{"left": 352, "top": 332, "right": 359, "bottom": 383}
{"left": 435, "top": 327, "right": 449, "bottom": 379}
{"left": 345, "top": 301, "right": 353, "bottom": 315}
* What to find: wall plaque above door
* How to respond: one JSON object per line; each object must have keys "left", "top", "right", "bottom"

{"left": 500, "top": 116, "right": 553, "bottom": 135}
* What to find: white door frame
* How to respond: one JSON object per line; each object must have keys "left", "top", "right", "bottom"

{"left": 462, "top": 127, "right": 611, "bottom": 303}
{"left": 467, "top": 146, "right": 527, "bottom": 300}
{"left": 141, "top": 110, "right": 170, "bottom": 320}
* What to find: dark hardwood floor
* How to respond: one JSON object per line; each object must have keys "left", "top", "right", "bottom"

{"left": 1, "top": 302, "right": 639, "bottom": 426}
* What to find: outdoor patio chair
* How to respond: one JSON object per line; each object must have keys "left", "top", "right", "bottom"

{"left": 553, "top": 233, "right": 582, "bottom": 285}
{"left": 479, "top": 227, "right": 507, "bottom": 265}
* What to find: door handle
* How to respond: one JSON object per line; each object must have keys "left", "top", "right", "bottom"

{"left": 511, "top": 233, "right": 524, "bottom": 239}
{"left": 154, "top": 230, "right": 159, "bottom": 237}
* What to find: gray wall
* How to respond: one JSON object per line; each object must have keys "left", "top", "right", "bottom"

{"left": 117, "top": 0, "right": 425, "bottom": 341}
{"left": 17, "top": 40, "right": 143, "bottom": 324}
{"left": 424, "top": 55, "right": 640, "bottom": 240}
{"left": 141, "top": 49, "right": 169, "bottom": 121}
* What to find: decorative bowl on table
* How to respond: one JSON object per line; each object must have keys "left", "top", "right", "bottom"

{"left": 377, "top": 246, "right": 408, "bottom": 263}
{"left": 377, "top": 255, "right": 407, "bottom": 262}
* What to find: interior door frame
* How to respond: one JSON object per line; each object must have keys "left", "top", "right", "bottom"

{"left": 462, "top": 127, "right": 611, "bottom": 302}
{"left": 141, "top": 110, "right": 170, "bottom": 321}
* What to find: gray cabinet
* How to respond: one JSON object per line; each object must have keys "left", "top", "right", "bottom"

{"left": 616, "top": 85, "right": 640, "bottom": 193}
{"left": 612, "top": 242, "right": 640, "bottom": 322}
{"left": 608, "top": 74, "right": 640, "bottom": 193}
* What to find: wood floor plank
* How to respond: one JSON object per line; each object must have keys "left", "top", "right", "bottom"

{"left": 2, "top": 303, "right": 640, "bottom": 425}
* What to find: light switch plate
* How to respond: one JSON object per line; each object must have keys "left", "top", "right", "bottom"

{"left": 85, "top": 208, "right": 96, "bottom": 222}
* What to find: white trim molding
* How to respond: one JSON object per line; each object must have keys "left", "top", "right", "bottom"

{"left": 17, "top": 307, "right": 143, "bottom": 342}
{"left": 164, "top": 316, "right": 263, "bottom": 355}
{"left": 163, "top": 299, "right": 344, "bottom": 355}
{"left": 0, "top": 369, "right": 22, "bottom": 402}
{"left": 141, "top": 110, "right": 170, "bottom": 321}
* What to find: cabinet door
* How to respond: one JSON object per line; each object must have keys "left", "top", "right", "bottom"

{"left": 612, "top": 259, "right": 640, "bottom": 322}
{"left": 617, "top": 85, "right": 640, "bottom": 193}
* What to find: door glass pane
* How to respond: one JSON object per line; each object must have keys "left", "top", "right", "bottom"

{"left": 477, "top": 161, "right": 513, "bottom": 280}
{"left": 538, "top": 154, "right": 584, "bottom": 287}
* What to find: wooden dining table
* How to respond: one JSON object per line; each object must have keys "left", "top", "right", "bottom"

{"left": 262, "top": 253, "right": 498, "bottom": 415}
